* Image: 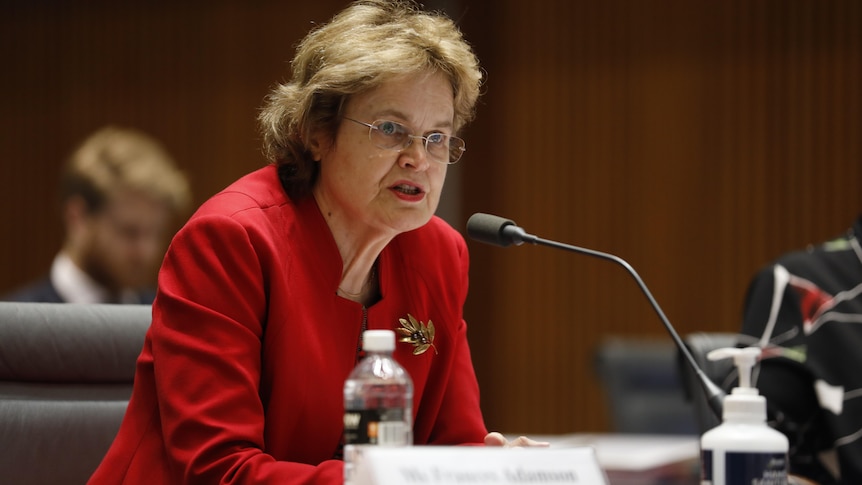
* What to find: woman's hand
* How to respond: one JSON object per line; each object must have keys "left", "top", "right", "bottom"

{"left": 483, "top": 432, "right": 550, "bottom": 448}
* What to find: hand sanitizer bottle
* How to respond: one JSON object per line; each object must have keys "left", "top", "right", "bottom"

{"left": 700, "top": 347, "right": 788, "bottom": 485}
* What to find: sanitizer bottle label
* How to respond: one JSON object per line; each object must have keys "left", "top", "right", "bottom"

{"left": 701, "top": 450, "right": 788, "bottom": 485}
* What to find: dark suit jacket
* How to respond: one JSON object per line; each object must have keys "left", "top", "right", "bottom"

{"left": 1, "top": 277, "right": 156, "bottom": 304}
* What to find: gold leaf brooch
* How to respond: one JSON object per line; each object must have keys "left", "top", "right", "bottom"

{"left": 397, "top": 314, "right": 438, "bottom": 355}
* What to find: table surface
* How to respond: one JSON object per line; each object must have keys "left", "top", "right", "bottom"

{"left": 506, "top": 433, "right": 701, "bottom": 485}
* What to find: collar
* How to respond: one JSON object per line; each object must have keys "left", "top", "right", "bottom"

{"left": 50, "top": 252, "right": 139, "bottom": 304}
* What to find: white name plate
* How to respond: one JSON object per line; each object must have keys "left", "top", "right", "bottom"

{"left": 352, "top": 446, "right": 608, "bottom": 485}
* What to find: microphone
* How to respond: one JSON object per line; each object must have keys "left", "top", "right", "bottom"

{"left": 466, "top": 212, "right": 725, "bottom": 422}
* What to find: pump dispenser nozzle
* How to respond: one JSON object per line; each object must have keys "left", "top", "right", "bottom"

{"left": 706, "top": 346, "right": 765, "bottom": 421}
{"left": 707, "top": 346, "right": 760, "bottom": 389}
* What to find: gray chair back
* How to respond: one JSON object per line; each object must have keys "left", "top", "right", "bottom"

{"left": 594, "top": 336, "right": 698, "bottom": 435}
{"left": 0, "top": 302, "right": 151, "bottom": 485}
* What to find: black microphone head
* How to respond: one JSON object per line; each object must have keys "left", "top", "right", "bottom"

{"left": 466, "top": 213, "right": 518, "bottom": 247}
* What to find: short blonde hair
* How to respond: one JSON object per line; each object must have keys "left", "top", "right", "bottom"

{"left": 61, "top": 126, "right": 192, "bottom": 216}
{"left": 259, "top": 0, "right": 483, "bottom": 200}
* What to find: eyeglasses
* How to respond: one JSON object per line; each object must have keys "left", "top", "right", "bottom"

{"left": 343, "top": 117, "right": 466, "bottom": 164}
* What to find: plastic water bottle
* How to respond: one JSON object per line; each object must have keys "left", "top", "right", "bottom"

{"left": 343, "top": 329, "right": 413, "bottom": 484}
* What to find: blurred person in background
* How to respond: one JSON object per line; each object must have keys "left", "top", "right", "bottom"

{"left": 2, "top": 126, "right": 192, "bottom": 304}
{"left": 740, "top": 215, "right": 862, "bottom": 484}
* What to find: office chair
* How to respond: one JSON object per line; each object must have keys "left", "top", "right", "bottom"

{"left": 594, "top": 336, "right": 699, "bottom": 435}
{"left": 0, "top": 302, "right": 151, "bottom": 485}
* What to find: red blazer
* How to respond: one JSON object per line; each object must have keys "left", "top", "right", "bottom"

{"left": 89, "top": 166, "right": 488, "bottom": 484}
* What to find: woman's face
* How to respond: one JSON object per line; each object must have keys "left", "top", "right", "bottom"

{"left": 311, "top": 70, "right": 455, "bottom": 236}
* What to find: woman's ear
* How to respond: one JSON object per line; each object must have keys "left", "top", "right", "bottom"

{"left": 306, "top": 129, "right": 330, "bottom": 162}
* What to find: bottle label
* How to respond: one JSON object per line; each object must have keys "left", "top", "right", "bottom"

{"left": 344, "top": 408, "right": 408, "bottom": 446}
{"left": 701, "top": 449, "right": 788, "bottom": 485}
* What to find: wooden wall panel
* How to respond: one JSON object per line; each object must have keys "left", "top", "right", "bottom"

{"left": 0, "top": 1, "right": 348, "bottom": 289}
{"left": 461, "top": 0, "right": 862, "bottom": 434}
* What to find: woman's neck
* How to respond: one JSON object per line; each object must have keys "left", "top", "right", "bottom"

{"left": 313, "top": 191, "right": 390, "bottom": 304}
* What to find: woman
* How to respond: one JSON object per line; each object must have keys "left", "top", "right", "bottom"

{"left": 89, "top": 1, "right": 540, "bottom": 484}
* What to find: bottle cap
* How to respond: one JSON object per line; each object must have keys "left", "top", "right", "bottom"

{"left": 707, "top": 346, "right": 766, "bottom": 421}
{"left": 362, "top": 329, "right": 395, "bottom": 352}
